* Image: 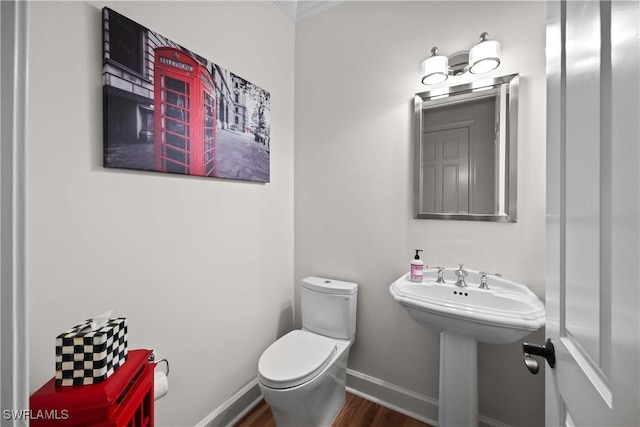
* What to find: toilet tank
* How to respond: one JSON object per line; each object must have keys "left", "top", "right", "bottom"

{"left": 301, "top": 277, "right": 358, "bottom": 340}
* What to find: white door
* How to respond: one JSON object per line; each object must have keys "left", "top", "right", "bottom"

{"left": 422, "top": 126, "right": 470, "bottom": 213}
{"left": 1, "top": 1, "right": 29, "bottom": 422}
{"left": 546, "top": 1, "right": 639, "bottom": 426}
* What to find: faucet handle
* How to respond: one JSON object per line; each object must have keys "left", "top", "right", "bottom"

{"left": 425, "top": 266, "right": 447, "bottom": 283}
{"left": 479, "top": 272, "right": 501, "bottom": 290}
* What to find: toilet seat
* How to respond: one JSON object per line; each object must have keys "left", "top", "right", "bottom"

{"left": 258, "top": 330, "right": 337, "bottom": 389}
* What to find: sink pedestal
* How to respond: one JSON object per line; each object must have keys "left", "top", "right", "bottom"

{"left": 439, "top": 332, "right": 478, "bottom": 427}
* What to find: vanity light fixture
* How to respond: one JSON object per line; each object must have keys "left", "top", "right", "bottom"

{"left": 421, "top": 32, "right": 501, "bottom": 85}
{"left": 421, "top": 47, "right": 449, "bottom": 85}
{"left": 469, "top": 32, "right": 501, "bottom": 74}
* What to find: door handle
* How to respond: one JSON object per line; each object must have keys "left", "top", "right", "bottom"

{"left": 522, "top": 338, "right": 556, "bottom": 374}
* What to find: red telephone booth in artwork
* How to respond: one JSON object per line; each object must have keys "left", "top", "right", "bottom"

{"left": 154, "top": 47, "right": 217, "bottom": 177}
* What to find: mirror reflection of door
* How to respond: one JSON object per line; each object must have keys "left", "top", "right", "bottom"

{"left": 421, "top": 95, "right": 497, "bottom": 215}
{"left": 422, "top": 126, "right": 470, "bottom": 213}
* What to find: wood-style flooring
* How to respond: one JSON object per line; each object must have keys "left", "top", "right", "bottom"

{"left": 234, "top": 392, "right": 433, "bottom": 427}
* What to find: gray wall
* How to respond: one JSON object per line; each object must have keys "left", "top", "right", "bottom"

{"left": 294, "top": 1, "right": 547, "bottom": 425}
{"left": 27, "top": 2, "right": 294, "bottom": 426}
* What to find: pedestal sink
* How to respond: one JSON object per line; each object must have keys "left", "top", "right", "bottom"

{"left": 389, "top": 268, "right": 545, "bottom": 427}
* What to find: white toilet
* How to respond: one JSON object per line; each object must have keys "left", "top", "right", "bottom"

{"left": 257, "top": 277, "right": 358, "bottom": 427}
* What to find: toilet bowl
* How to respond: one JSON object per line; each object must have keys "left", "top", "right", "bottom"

{"left": 257, "top": 277, "right": 358, "bottom": 427}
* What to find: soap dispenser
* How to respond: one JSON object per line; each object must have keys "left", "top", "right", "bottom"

{"left": 410, "top": 249, "right": 424, "bottom": 282}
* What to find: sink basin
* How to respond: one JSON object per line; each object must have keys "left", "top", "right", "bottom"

{"left": 389, "top": 269, "right": 545, "bottom": 344}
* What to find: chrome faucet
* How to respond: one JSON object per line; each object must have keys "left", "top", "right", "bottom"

{"left": 479, "top": 272, "right": 502, "bottom": 290}
{"left": 455, "top": 264, "right": 468, "bottom": 287}
{"left": 435, "top": 267, "right": 446, "bottom": 283}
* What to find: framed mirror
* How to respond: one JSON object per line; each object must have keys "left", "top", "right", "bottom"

{"left": 414, "top": 74, "right": 518, "bottom": 222}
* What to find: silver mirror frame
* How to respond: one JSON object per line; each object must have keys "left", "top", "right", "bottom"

{"left": 414, "top": 73, "right": 519, "bottom": 222}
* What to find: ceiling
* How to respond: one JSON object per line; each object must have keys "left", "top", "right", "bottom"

{"left": 273, "top": 0, "right": 345, "bottom": 23}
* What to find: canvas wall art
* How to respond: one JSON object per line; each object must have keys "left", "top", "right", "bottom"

{"left": 102, "top": 7, "right": 271, "bottom": 183}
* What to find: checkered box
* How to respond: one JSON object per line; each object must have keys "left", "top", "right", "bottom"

{"left": 55, "top": 318, "right": 128, "bottom": 386}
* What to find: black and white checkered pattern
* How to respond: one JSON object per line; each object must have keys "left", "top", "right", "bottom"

{"left": 55, "top": 318, "right": 128, "bottom": 386}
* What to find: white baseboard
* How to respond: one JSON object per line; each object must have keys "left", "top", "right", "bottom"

{"left": 195, "top": 378, "right": 263, "bottom": 427}
{"left": 346, "top": 369, "right": 439, "bottom": 426}
{"left": 346, "top": 369, "right": 515, "bottom": 427}
{"left": 195, "top": 371, "right": 515, "bottom": 427}
{"left": 478, "top": 415, "right": 518, "bottom": 427}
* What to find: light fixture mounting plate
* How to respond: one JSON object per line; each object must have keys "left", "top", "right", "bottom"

{"left": 448, "top": 51, "right": 470, "bottom": 76}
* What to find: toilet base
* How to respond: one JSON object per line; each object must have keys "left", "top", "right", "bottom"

{"left": 259, "top": 348, "right": 350, "bottom": 427}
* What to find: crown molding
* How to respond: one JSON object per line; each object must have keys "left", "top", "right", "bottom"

{"left": 273, "top": 0, "right": 345, "bottom": 23}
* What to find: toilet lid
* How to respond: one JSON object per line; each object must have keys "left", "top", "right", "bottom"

{"left": 258, "top": 330, "right": 337, "bottom": 389}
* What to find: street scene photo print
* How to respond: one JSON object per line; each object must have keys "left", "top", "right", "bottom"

{"left": 103, "top": 8, "right": 271, "bottom": 183}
